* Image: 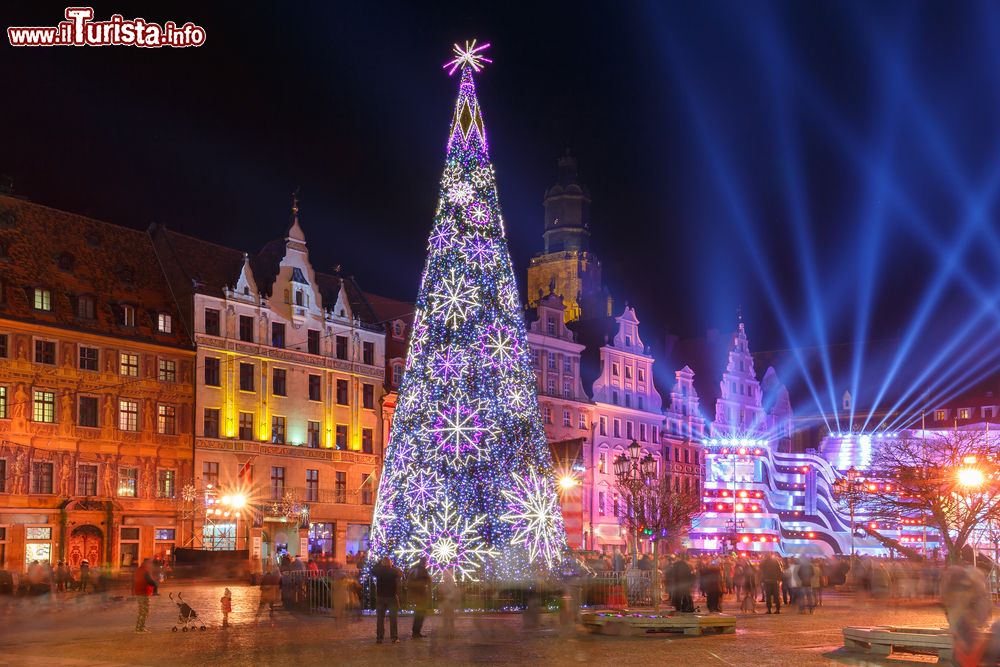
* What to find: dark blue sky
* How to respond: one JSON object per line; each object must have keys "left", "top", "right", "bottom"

{"left": 4, "top": 1, "right": 1000, "bottom": 419}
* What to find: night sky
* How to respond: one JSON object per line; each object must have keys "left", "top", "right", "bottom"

{"left": 4, "top": 2, "right": 1000, "bottom": 418}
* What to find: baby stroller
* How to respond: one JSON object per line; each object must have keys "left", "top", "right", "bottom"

{"left": 169, "top": 592, "right": 206, "bottom": 632}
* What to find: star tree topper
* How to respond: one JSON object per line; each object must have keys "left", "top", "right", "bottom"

{"left": 444, "top": 39, "right": 492, "bottom": 75}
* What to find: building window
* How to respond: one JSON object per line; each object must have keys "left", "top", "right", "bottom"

{"left": 362, "top": 384, "right": 375, "bottom": 409}
{"left": 204, "top": 408, "right": 220, "bottom": 438}
{"left": 119, "top": 352, "right": 138, "bottom": 377}
{"left": 563, "top": 357, "right": 571, "bottom": 373}
{"left": 579, "top": 413, "right": 587, "bottom": 430}
{"left": 272, "top": 368, "right": 287, "bottom": 396}
{"left": 563, "top": 410, "right": 571, "bottom": 427}
{"left": 33, "top": 390, "right": 55, "bottom": 423}
{"left": 392, "top": 362, "right": 403, "bottom": 387}
{"left": 118, "top": 467, "right": 138, "bottom": 497}
{"left": 270, "top": 467, "right": 285, "bottom": 500}
{"left": 335, "top": 335, "right": 348, "bottom": 360}
{"left": 638, "top": 368, "right": 645, "bottom": 382}
{"left": 271, "top": 322, "right": 286, "bottom": 348}
{"left": 0, "top": 334, "right": 6, "bottom": 358}
{"left": 31, "top": 462, "right": 54, "bottom": 494}
{"left": 637, "top": 396, "right": 644, "bottom": 411}
{"left": 0, "top": 386, "right": 6, "bottom": 419}
{"left": 563, "top": 380, "right": 572, "bottom": 398}
{"left": 158, "top": 359, "right": 176, "bottom": 382}
{"left": 271, "top": 416, "right": 286, "bottom": 444}
{"left": 546, "top": 316, "right": 556, "bottom": 335}
{"left": 598, "top": 452, "right": 607, "bottom": 474}
{"left": 625, "top": 393, "right": 632, "bottom": 409}
{"left": 361, "top": 474, "right": 373, "bottom": 505}
{"left": 157, "top": 313, "right": 172, "bottom": 333}
{"left": 78, "top": 396, "right": 98, "bottom": 427}
{"left": 238, "top": 412, "right": 254, "bottom": 440}
{"left": 543, "top": 406, "right": 552, "bottom": 424}
{"left": 363, "top": 341, "right": 374, "bottom": 365}
{"left": 959, "top": 408, "right": 971, "bottom": 420}
{"left": 336, "top": 379, "right": 349, "bottom": 405}
{"left": 652, "top": 427, "right": 659, "bottom": 444}
{"left": 77, "top": 295, "right": 96, "bottom": 319}
{"left": 35, "top": 340, "right": 56, "bottom": 365}
{"left": 305, "top": 469, "right": 319, "bottom": 502}
{"left": 546, "top": 377, "right": 556, "bottom": 395}
{"left": 307, "top": 329, "right": 320, "bottom": 355}
{"left": 239, "top": 315, "right": 254, "bottom": 342}
{"left": 122, "top": 304, "right": 135, "bottom": 327}
{"left": 202, "top": 461, "right": 219, "bottom": 488}
{"left": 308, "top": 421, "right": 320, "bottom": 448}
{"left": 613, "top": 419, "right": 621, "bottom": 438}
{"left": 611, "top": 363, "right": 620, "bottom": 377}
{"left": 157, "top": 469, "right": 176, "bottom": 498}
{"left": 309, "top": 522, "right": 335, "bottom": 557}
{"left": 362, "top": 428, "right": 373, "bottom": 454}
{"left": 239, "top": 363, "right": 255, "bottom": 392}
{"left": 308, "top": 374, "right": 321, "bottom": 401}
{"left": 640, "top": 423, "right": 647, "bottom": 442}
{"left": 532, "top": 349, "right": 540, "bottom": 368}
{"left": 78, "top": 464, "right": 98, "bottom": 496}
{"left": 694, "top": 451, "right": 699, "bottom": 465}
{"left": 335, "top": 471, "right": 347, "bottom": 503}
{"left": 79, "top": 346, "right": 99, "bottom": 371}
{"left": 612, "top": 391, "right": 619, "bottom": 405}
{"left": 119, "top": 399, "right": 138, "bottom": 431}
{"left": 625, "top": 366, "right": 633, "bottom": 380}
{"left": 627, "top": 421, "right": 634, "bottom": 439}
{"left": 33, "top": 288, "right": 52, "bottom": 311}
{"left": 204, "top": 308, "right": 220, "bottom": 336}
{"left": 204, "top": 357, "right": 220, "bottom": 386}
{"left": 598, "top": 491, "right": 606, "bottom": 516}
{"left": 157, "top": 404, "right": 176, "bottom": 435}
{"left": 547, "top": 354, "right": 556, "bottom": 370}
{"left": 335, "top": 424, "right": 348, "bottom": 449}
{"left": 599, "top": 416, "right": 607, "bottom": 436}
{"left": 0, "top": 460, "right": 5, "bottom": 492}
{"left": 613, "top": 493, "right": 619, "bottom": 517}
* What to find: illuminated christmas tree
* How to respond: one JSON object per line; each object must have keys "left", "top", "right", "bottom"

{"left": 368, "top": 41, "right": 567, "bottom": 580}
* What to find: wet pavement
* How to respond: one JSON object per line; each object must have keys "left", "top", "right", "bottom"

{"left": 0, "top": 584, "right": 967, "bottom": 666}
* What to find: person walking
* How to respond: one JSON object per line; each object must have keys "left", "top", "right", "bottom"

{"left": 760, "top": 554, "right": 783, "bottom": 614}
{"left": 256, "top": 567, "right": 281, "bottom": 621}
{"left": 672, "top": 557, "right": 695, "bottom": 612}
{"left": 372, "top": 556, "right": 403, "bottom": 644}
{"left": 797, "top": 556, "right": 815, "bottom": 613}
{"left": 79, "top": 559, "right": 90, "bottom": 593}
{"left": 132, "top": 559, "right": 156, "bottom": 633}
{"left": 406, "top": 557, "right": 432, "bottom": 639}
{"left": 702, "top": 560, "right": 724, "bottom": 612}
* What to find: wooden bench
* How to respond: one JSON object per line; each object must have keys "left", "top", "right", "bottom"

{"left": 582, "top": 611, "right": 737, "bottom": 636}
{"left": 843, "top": 626, "right": 955, "bottom": 661}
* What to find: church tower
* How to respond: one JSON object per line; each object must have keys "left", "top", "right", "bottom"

{"left": 526, "top": 152, "right": 611, "bottom": 322}
{"left": 713, "top": 315, "right": 767, "bottom": 436}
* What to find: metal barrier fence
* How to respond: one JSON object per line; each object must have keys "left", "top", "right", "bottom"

{"left": 278, "top": 569, "right": 654, "bottom": 614}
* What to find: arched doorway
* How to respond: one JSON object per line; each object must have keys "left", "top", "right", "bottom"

{"left": 68, "top": 525, "right": 103, "bottom": 568}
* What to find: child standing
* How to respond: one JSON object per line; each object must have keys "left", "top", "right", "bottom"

{"left": 221, "top": 588, "right": 233, "bottom": 628}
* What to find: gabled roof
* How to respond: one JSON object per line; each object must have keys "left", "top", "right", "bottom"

{"left": 0, "top": 195, "right": 191, "bottom": 348}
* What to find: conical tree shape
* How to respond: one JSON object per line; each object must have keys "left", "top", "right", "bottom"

{"left": 369, "top": 51, "right": 567, "bottom": 580}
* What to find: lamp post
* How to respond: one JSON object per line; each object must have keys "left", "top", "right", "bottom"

{"left": 614, "top": 439, "right": 658, "bottom": 608}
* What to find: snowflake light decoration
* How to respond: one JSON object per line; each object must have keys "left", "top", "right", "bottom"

{"left": 408, "top": 470, "right": 443, "bottom": 506}
{"left": 431, "top": 397, "right": 486, "bottom": 464}
{"left": 501, "top": 470, "right": 566, "bottom": 570}
{"left": 447, "top": 181, "right": 475, "bottom": 206}
{"left": 463, "top": 233, "right": 497, "bottom": 267}
{"left": 480, "top": 324, "right": 520, "bottom": 368}
{"left": 443, "top": 39, "right": 493, "bottom": 76}
{"left": 429, "top": 268, "right": 479, "bottom": 328}
{"left": 431, "top": 346, "right": 468, "bottom": 384}
{"left": 471, "top": 165, "right": 494, "bottom": 188}
{"left": 428, "top": 219, "right": 458, "bottom": 251}
{"left": 400, "top": 499, "right": 497, "bottom": 580}
{"left": 467, "top": 201, "right": 490, "bottom": 225}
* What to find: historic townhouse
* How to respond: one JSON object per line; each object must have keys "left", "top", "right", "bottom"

{"left": 0, "top": 195, "right": 195, "bottom": 572}
{"left": 151, "top": 203, "right": 384, "bottom": 568}
{"left": 526, "top": 290, "right": 593, "bottom": 548}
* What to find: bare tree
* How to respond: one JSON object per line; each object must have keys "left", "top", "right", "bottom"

{"left": 859, "top": 430, "right": 1000, "bottom": 563}
{"left": 616, "top": 476, "right": 703, "bottom": 609}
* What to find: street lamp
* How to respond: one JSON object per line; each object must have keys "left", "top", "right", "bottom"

{"left": 613, "top": 439, "right": 659, "bottom": 609}
{"left": 833, "top": 466, "right": 864, "bottom": 557}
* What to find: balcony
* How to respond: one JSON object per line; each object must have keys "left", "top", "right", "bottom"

{"left": 264, "top": 485, "right": 374, "bottom": 506}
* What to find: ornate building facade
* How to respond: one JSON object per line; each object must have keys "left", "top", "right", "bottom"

{"left": 0, "top": 195, "right": 195, "bottom": 572}
{"left": 151, "top": 203, "right": 384, "bottom": 568}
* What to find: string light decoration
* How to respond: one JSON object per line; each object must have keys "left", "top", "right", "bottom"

{"left": 368, "top": 42, "right": 567, "bottom": 580}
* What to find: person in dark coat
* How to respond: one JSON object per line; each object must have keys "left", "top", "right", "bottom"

{"left": 406, "top": 557, "right": 432, "bottom": 638}
{"left": 372, "top": 556, "right": 403, "bottom": 644}
{"left": 672, "top": 557, "right": 695, "bottom": 612}
{"left": 760, "top": 554, "right": 783, "bottom": 614}
{"left": 701, "top": 560, "right": 724, "bottom": 612}
{"left": 79, "top": 560, "right": 91, "bottom": 593}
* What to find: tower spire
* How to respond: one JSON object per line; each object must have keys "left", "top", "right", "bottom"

{"left": 287, "top": 188, "right": 305, "bottom": 243}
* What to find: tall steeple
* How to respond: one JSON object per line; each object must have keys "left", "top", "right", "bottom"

{"left": 713, "top": 316, "right": 767, "bottom": 436}
{"left": 526, "top": 152, "right": 611, "bottom": 322}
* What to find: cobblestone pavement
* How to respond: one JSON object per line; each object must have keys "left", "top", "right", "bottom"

{"left": 0, "top": 584, "right": 970, "bottom": 666}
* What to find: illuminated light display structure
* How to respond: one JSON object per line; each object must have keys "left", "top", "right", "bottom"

{"left": 687, "top": 321, "right": 943, "bottom": 557}
{"left": 367, "top": 42, "right": 567, "bottom": 580}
